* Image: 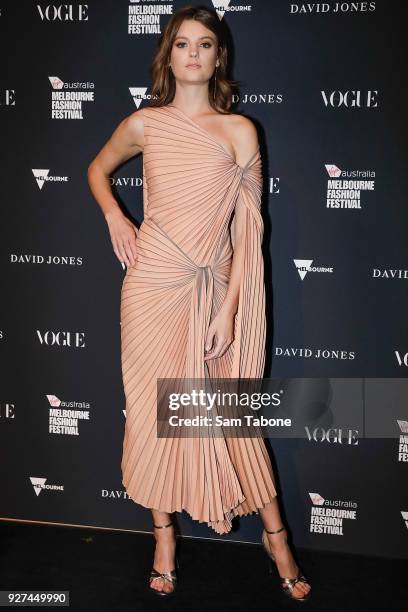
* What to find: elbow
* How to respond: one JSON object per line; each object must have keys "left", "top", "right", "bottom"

{"left": 87, "top": 159, "right": 100, "bottom": 183}
{"left": 87, "top": 160, "right": 95, "bottom": 176}
{"left": 86, "top": 161, "right": 97, "bottom": 190}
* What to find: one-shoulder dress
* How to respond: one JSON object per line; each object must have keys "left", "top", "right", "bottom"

{"left": 120, "top": 104, "right": 277, "bottom": 535}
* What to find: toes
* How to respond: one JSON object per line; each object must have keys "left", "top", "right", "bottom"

{"left": 293, "top": 582, "right": 311, "bottom": 598}
{"left": 293, "top": 586, "right": 305, "bottom": 599}
{"left": 150, "top": 578, "right": 163, "bottom": 592}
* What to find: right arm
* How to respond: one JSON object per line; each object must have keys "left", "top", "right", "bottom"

{"left": 87, "top": 109, "right": 144, "bottom": 268}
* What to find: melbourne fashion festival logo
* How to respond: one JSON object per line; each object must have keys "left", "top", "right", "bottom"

{"left": 46, "top": 394, "right": 91, "bottom": 436}
{"left": 293, "top": 259, "right": 334, "bottom": 280}
{"left": 32, "top": 168, "right": 68, "bottom": 190}
{"left": 397, "top": 420, "right": 408, "bottom": 462}
{"left": 308, "top": 492, "right": 357, "bottom": 535}
{"left": 48, "top": 76, "right": 95, "bottom": 119}
{"left": 325, "top": 164, "right": 375, "bottom": 210}
{"left": 290, "top": 2, "right": 376, "bottom": 14}
{"left": 29, "top": 477, "right": 64, "bottom": 496}
{"left": 128, "top": 0, "right": 174, "bottom": 35}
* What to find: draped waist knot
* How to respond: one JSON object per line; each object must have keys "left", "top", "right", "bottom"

{"left": 139, "top": 216, "right": 228, "bottom": 380}
{"left": 186, "top": 262, "right": 215, "bottom": 379}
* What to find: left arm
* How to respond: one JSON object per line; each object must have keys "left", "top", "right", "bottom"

{"left": 204, "top": 117, "right": 260, "bottom": 360}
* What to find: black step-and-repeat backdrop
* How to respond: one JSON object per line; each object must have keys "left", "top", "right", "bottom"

{"left": 1, "top": 1, "right": 407, "bottom": 560}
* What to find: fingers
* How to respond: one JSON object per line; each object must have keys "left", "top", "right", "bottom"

{"left": 204, "top": 335, "right": 232, "bottom": 360}
{"left": 112, "top": 229, "right": 138, "bottom": 268}
{"left": 126, "top": 235, "right": 138, "bottom": 263}
{"left": 113, "top": 238, "right": 133, "bottom": 268}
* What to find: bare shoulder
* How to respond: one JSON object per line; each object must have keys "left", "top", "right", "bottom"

{"left": 119, "top": 108, "right": 145, "bottom": 149}
{"left": 225, "top": 113, "right": 259, "bottom": 162}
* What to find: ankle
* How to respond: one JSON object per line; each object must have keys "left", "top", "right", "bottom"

{"left": 154, "top": 525, "right": 176, "bottom": 545}
{"left": 265, "top": 527, "right": 288, "bottom": 549}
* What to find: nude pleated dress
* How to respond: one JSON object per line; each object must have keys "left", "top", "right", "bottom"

{"left": 120, "top": 104, "right": 277, "bottom": 535}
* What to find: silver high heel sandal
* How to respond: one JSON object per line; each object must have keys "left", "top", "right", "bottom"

{"left": 262, "top": 526, "right": 311, "bottom": 602}
{"left": 149, "top": 521, "right": 179, "bottom": 597}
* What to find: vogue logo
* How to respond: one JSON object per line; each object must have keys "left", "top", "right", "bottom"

{"left": 36, "top": 331, "right": 86, "bottom": 347}
{"left": 395, "top": 352, "right": 408, "bottom": 367}
{"left": 37, "top": 4, "right": 89, "bottom": 21}
{"left": 321, "top": 90, "right": 378, "bottom": 107}
{"left": 0, "top": 403, "right": 15, "bottom": 418}
{"left": 0, "top": 89, "right": 15, "bottom": 105}
{"left": 305, "top": 427, "right": 358, "bottom": 444}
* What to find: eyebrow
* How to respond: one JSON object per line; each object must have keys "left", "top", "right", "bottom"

{"left": 174, "top": 35, "right": 215, "bottom": 41}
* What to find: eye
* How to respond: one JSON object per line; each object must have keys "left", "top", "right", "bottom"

{"left": 174, "top": 41, "right": 212, "bottom": 48}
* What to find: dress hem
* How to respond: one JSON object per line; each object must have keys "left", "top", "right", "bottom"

{"left": 122, "top": 477, "right": 278, "bottom": 535}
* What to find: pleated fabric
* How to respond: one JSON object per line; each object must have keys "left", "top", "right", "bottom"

{"left": 120, "top": 105, "right": 277, "bottom": 534}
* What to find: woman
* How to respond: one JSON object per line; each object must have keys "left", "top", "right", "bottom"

{"left": 87, "top": 5, "right": 311, "bottom": 602}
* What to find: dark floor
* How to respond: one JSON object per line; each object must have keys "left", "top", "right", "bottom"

{"left": 0, "top": 521, "right": 405, "bottom": 611}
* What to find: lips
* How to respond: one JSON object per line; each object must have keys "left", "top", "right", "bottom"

{"left": 186, "top": 64, "right": 201, "bottom": 68}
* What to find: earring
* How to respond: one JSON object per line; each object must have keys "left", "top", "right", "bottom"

{"left": 213, "top": 61, "right": 219, "bottom": 100}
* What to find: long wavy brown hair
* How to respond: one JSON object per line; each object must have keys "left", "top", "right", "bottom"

{"left": 148, "top": 5, "right": 237, "bottom": 114}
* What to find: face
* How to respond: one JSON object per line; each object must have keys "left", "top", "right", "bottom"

{"left": 169, "top": 19, "right": 219, "bottom": 83}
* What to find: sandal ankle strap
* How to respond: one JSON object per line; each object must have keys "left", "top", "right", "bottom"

{"left": 265, "top": 525, "right": 285, "bottom": 534}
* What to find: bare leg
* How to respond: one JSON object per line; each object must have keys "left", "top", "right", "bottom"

{"left": 149, "top": 510, "right": 177, "bottom": 594}
{"left": 259, "top": 498, "right": 311, "bottom": 600}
